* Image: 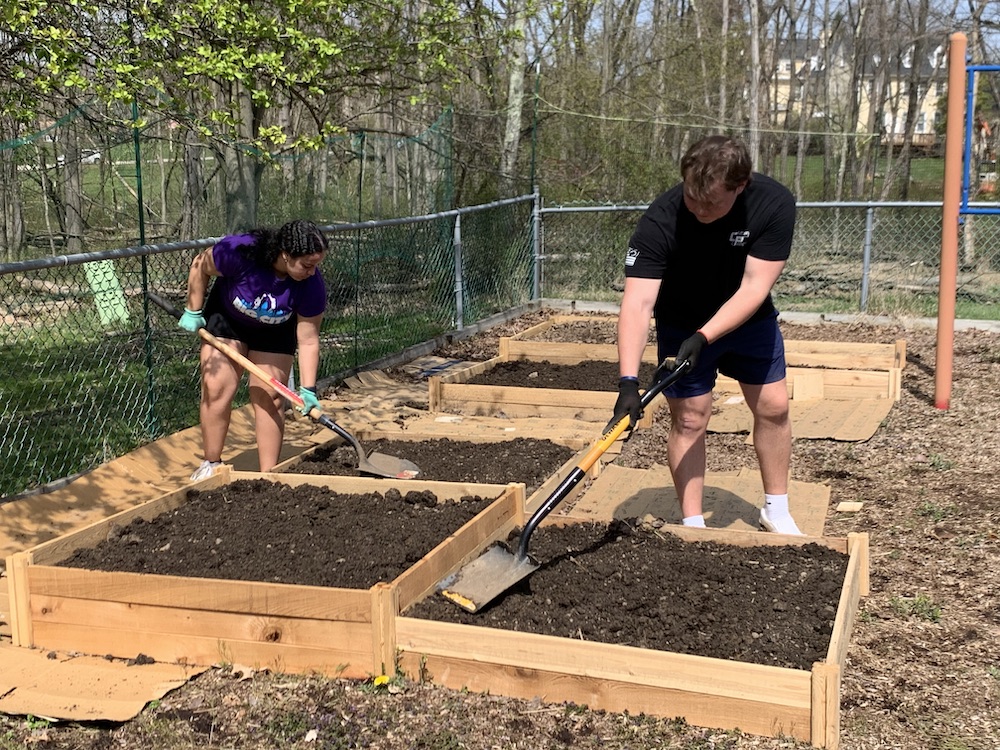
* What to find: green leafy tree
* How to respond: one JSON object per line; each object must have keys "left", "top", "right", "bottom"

{"left": 2, "top": 0, "right": 477, "bottom": 228}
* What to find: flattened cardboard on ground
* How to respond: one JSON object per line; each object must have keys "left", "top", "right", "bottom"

{"left": 568, "top": 463, "right": 829, "bottom": 537}
{"left": 0, "top": 642, "right": 206, "bottom": 721}
{"left": 706, "top": 395, "right": 895, "bottom": 442}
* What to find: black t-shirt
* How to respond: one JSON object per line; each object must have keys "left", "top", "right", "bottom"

{"left": 625, "top": 173, "right": 795, "bottom": 329}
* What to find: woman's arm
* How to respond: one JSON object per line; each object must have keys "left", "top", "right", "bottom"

{"left": 295, "top": 313, "right": 323, "bottom": 388}
{"left": 185, "top": 247, "right": 220, "bottom": 312}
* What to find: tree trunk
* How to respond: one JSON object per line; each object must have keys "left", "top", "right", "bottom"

{"left": 499, "top": 0, "right": 529, "bottom": 195}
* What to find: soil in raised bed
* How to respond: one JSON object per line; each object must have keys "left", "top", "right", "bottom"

{"left": 464, "top": 359, "right": 659, "bottom": 389}
{"left": 56, "top": 479, "right": 496, "bottom": 588}
{"left": 55, "top": 475, "right": 848, "bottom": 672}
{"left": 529, "top": 318, "right": 647, "bottom": 344}
{"left": 407, "top": 519, "right": 848, "bottom": 671}
{"left": 283, "top": 437, "right": 576, "bottom": 493}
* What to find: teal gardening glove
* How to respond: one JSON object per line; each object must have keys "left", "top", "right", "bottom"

{"left": 297, "top": 386, "right": 321, "bottom": 416}
{"left": 178, "top": 307, "right": 206, "bottom": 332}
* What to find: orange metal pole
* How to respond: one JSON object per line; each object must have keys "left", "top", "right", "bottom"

{"left": 936, "top": 33, "right": 966, "bottom": 410}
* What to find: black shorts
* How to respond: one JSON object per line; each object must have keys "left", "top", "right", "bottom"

{"left": 656, "top": 312, "right": 785, "bottom": 398}
{"left": 203, "top": 288, "right": 298, "bottom": 355}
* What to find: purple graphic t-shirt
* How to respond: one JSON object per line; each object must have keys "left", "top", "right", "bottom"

{"left": 211, "top": 234, "right": 326, "bottom": 328}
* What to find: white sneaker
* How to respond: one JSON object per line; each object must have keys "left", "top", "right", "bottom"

{"left": 190, "top": 460, "right": 223, "bottom": 481}
{"left": 759, "top": 506, "right": 804, "bottom": 535}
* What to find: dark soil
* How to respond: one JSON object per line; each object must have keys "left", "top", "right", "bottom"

{"left": 57, "top": 479, "right": 495, "bottom": 588}
{"left": 283, "top": 437, "right": 576, "bottom": 493}
{"left": 464, "top": 359, "right": 659, "bottom": 389}
{"left": 408, "top": 519, "right": 847, "bottom": 671}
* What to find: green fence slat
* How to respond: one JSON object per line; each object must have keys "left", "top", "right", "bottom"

{"left": 84, "top": 260, "right": 130, "bottom": 326}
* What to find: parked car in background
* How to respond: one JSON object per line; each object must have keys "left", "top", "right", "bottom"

{"left": 56, "top": 150, "right": 102, "bottom": 166}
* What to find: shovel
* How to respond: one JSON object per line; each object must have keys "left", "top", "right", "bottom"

{"left": 438, "top": 357, "right": 691, "bottom": 612}
{"left": 148, "top": 293, "right": 420, "bottom": 480}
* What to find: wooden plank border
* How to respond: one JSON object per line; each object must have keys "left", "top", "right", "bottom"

{"left": 507, "top": 315, "right": 904, "bottom": 372}
{"left": 428, "top": 355, "right": 664, "bottom": 427}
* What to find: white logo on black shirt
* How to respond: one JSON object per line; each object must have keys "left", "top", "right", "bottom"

{"left": 729, "top": 231, "right": 750, "bottom": 246}
{"left": 625, "top": 247, "right": 640, "bottom": 266}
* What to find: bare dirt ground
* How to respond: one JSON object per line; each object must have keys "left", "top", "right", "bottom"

{"left": 3, "top": 308, "right": 999, "bottom": 750}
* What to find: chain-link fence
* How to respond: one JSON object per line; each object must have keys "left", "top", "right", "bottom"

{"left": 538, "top": 201, "right": 1000, "bottom": 319}
{"left": 0, "top": 196, "right": 534, "bottom": 499}
{"left": 5, "top": 194, "right": 996, "bottom": 500}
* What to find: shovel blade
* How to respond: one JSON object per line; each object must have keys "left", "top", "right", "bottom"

{"left": 438, "top": 544, "right": 540, "bottom": 613}
{"left": 359, "top": 452, "right": 421, "bottom": 480}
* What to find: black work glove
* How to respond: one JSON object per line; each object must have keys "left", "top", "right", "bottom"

{"left": 605, "top": 377, "right": 642, "bottom": 434}
{"left": 675, "top": 331, "right": 708, "bottom": 370}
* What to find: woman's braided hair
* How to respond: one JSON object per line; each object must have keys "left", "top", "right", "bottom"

{"left": 245, "top": 220, "right": 329, "bottom": 268}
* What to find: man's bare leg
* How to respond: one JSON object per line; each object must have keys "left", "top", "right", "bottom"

{"left": 666, "top": 392, "right": 714, "bottom": 523}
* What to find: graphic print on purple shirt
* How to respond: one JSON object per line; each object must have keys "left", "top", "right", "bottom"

{"left": 210, "top": 234, "right": 327, "bottom": 328}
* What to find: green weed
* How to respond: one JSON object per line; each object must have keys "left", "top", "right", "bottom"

{"left": 264, "top": 710, "right": 310, "bottom": 743}
{"left": 359, "top": 671, "right": 406, "bottom": 694}
{"left": 939, "top": 740, "right": 976, "bottom": 750}
{"left": 928, "top": 453, "right": 956, "bottom": 471}
{"left": 890, "top": 594, "right": 942, "bottom": 623}
{"left": 858, "top": 607, "right": 877, "bottom": 624}
{"left": 411, "top": 729, "right": 464, "bottom": 749}
{"left": 23, "top": 716, "right": 51, "bottom": 731}
{"left": 916, "top": 501, "right": 955, "bottom": 522}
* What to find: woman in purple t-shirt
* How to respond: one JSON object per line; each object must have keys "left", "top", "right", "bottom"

{"left": 179, "top": 219, "right": 329, "bottom": 479}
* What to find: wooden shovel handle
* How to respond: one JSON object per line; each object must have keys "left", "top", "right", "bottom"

{"left": 197, "top": 329, "right": 322, "bottom": 418}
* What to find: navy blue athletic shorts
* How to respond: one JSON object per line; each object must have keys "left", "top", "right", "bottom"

{"left": 655, "top": 311, "right": 785, "bottom": 399}
{"left": 203, "top": 289, "right": 298, "bottom": 356}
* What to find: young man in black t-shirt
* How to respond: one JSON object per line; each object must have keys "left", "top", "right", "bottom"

{"left": 611, "top": 135, "right": 803, "bottom": 535}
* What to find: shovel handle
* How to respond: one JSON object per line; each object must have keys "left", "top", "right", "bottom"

{"left": 514, "top": 357, "right": 691, "bottom": 561}
{"left": 147, "top": 292, "right": 320, "bottom": 418}
{"left": 197, "top": 329, "right": 319, "bottom": 415}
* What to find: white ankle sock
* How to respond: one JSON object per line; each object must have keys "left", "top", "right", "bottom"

{"left": 682, "top": 514, "right": 706, "bottom": 528}
{"left": 764, "top": 493, "right": 790, "bottom": 515}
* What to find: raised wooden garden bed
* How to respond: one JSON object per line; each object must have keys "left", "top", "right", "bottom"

{"left": 510, "top": 314, "right": 906, "bottom": 370}
{"left": 501, "top": 315, "right": 904, "bottom": 401}
{"left": 4, "top": 468, "right": 524, "bottom": 679}
{"left": 396, "top": 519, "right": 870, "bottom": 750}
{"left": 427, "top": 355, "right": 667, "bottom": 426}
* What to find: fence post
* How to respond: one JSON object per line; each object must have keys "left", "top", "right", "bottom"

{"left": 860, "top": 206, "right": 874, "bottom": 312}
{"left": 453, "top": 213, "right": 464, "bottom": 330}
{"left": 532, "top": 187, "right": 541, "bottom": 300}
{"left": 936, "top": 32, "right": 967, "bottom": 410}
